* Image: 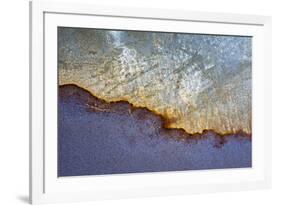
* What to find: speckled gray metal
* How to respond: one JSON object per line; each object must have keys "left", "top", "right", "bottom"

{"left": 58, "top": 27, "right": 252, "bottom": 134}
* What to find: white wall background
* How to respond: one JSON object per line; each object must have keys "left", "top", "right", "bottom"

{"left": 0, "top": 0, "right": 279, "bottom": 204}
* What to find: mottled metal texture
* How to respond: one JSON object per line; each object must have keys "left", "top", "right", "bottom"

{"left": 58, "top": 27, "right": 252, "bottom": 135}
{"left": 58, "top": 85, "right": 251, "bottom": 176}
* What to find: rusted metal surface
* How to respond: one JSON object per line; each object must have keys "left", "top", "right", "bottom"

{"left": 58, "top": 28, "right": 252, "bottom": 135}
{"left": 58, "top": 85, "right": 251, "bottom": 176}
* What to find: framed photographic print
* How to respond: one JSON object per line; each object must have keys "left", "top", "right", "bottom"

{"left": 29, "top": 0, "right": 272, "bottom": 204}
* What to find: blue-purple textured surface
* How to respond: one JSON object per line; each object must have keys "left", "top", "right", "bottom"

{"left": 58, "top": 85, "right": 251, "bottom": 177}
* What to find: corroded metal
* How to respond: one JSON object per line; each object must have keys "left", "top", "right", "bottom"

{"left": 58, "top": 27, "right": 252, "bottom": 135}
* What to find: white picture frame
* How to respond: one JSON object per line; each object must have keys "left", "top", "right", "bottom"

{"left": 29, "top": 0, "right": 272, "bottom": 204}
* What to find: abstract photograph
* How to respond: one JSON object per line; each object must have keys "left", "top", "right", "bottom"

{"left": 58, "top": 27, "right": 252, "bottom": 177}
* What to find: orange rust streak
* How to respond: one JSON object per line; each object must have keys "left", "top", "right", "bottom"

{"left": 59, "top": 84, "right": 251, "bottom": 139}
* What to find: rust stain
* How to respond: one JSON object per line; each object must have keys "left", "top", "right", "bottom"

{"left": 58, "top": 29, "right": 252, "bottom": 135}
{"left": 59, "top": 84, "right": 251, "bottom": 141}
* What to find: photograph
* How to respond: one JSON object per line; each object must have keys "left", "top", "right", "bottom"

{"left": 58, "top": 27, "right": 252, "bottom": 177}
